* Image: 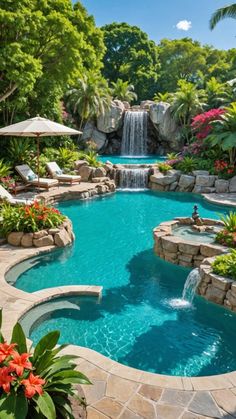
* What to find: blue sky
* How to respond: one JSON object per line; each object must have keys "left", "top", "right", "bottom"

{"left": 80, "top": 0, "right": 235, "bottom": 50}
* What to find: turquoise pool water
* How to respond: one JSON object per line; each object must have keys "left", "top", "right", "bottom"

{"left": 98, "top": 155, "right": 166, "bottom": 164}
{"left": 12, "top": 191, "right": 236, "bottom": 376}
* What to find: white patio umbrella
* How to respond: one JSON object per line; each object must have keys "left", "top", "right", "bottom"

{"left": 0, "top": 116, "right": 82, "bottom": 187}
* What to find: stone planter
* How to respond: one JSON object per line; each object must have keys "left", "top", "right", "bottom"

{"left": 7, "top": 218, "right": 75, "bottom": 249}
{"left": 198, "top": 261, "right": 236, "bottom": 312}
{"left": 153, "top": 217, "right": 226, "bottom": 268}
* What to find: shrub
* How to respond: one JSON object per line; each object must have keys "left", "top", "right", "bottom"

{"left": 215, "top": 212, "right": 236, "bottom": 247}
{"left": 7, "top": 138, "right": 34, "bottom": 167}
{"left": 83, "top": 150, "right": 101, "bottom": 168}
{"left": 158, "top": 162, "right": 172, "bottom": 174}
{"left": 212, "top": 250, "right": 236, "bottom": 280}
{"left": 176, "top": 156, "right": 198, "bottom": 174}
{"left": 56, "top": 148, "right": 80, "bottom": 170}
{"left": 0, "top": 160, "right": 12, "bottom": 178}
{"left": 191, "top": 108, "right": 225, "bottom": 139}
{"left": 0, "top": 310, "right": 90, "bottom": 419}
{"left": 220, "top": 212, "right": 236, "bottom": 232}
{"left": 214, "top": 160, "right": 236, "bottom": 179}
{"left": 0, "top": 176, "right": 15, "bottom": 190}
{"left": 0, "top": 202, "right": 66, "bottom": 235}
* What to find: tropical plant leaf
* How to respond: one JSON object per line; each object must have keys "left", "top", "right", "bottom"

{"left": 35, "top": 392, "right": 56, "bottom": 419}
{"left": 33, "top": 331, "right": 60, "bottom": 362}
{"left": 10, "top": 323, "right": 27, "bottom": 354}
{"left": 0, "top": 393, "right": 28, "bottom": 419}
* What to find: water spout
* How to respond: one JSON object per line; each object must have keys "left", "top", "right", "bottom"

{"left": 118, "top": 168, "right": 149, "bottom": 190}
{"left": 121, "top": 111, "right": 148, "bottom": 156}
{"left": 182, "top": 268, "right": 201, "bottom": 303}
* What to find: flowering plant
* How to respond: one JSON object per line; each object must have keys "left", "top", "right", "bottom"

{"left": 0, "top": 310, "right": 90, "bottom": 418}
{"left": 191, "top": 108, "right": 225, "bottom": 139}
{"left": 214, "top": 160, "right": 235, "bottom": 179}
{"left": 0, "top": 176, "right": 16, "bottom": 191}
{"left": 1, "top": 202, "right": 66, "bottom": 235}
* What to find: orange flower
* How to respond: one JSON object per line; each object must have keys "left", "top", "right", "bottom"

{"left": 21, "top": 372, "right": 45, "bottom": 399}
{"left": 0, "top": 367, "right": 15, "bottom": 393}
{"left": 9, "top": 352, "right": 32, "bottom": 376}
{"left": 0, "top": 342, "right": 17, "bottom": 362}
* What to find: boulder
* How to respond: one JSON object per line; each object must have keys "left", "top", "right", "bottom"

{"left": 54, "top": 229, "right": 71, "bottom": 247}
{"left": 97, "top": 100, "right": 125, "bottom": 133}
{"left": 195, "top": 175, "right": 216, "bottom": 187}
{"left": 229, "top": 176, "right": 236, "bottom": 192}
{"left": 178, "top": 175, "right": 195, "bottom": 191}
{"left": 78, "top": 165, "right": 93, "bottom": 182}
{"left": 205, "top": 285, "right": 225, "bottom": 305}
{"left": 200, "top": 244, "right": 225, "bottom": 257}
{"left": 162, "top": 236, "right": 180, "bottom": 252}
{"left": 178, "top": 241, "right": 200, "bottom": 255}
{"left": 21, "top": 233, "right": 33, "bottom": 248}
{"left": 192, "top": 170, "right": 209, "bottom": 176}
{"left": 192, "top": 186, "right": 216, "bottom": 194}
{"left": 81, "top": 121, "right": 107, "bottom": 151}
{"left": 33, "top": 230, "right": 48, "bottom": 239}
{"left": 149, "top": 102, "right": 181, "bottom": 150}
{"left": 140, "top": 100, "right": 155, "bottom": 110}
{"left": 33, "top": 235, "right": 54, "bottom": 247}
{"left": 94, "top": 167, "right": 107, "bottom": 178}
{"left": 150, "top": 173, "right": 178, "bottom": 186}
{"left": 215, "top": 179, "right": 229, "bottom": 194}
{"left": 7, "top": 232, "right": 24, "bottom": 247}
{"left": 74, "top": 160, "right": 87, "bottom": 170}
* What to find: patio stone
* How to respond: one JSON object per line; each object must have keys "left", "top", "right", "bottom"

{"left": 82, "top": 380, "right": 106, "bottom": 405}
{"left": 188, "top": 391, "right": 222, "bottom": 418}
{"left": 106, "top": 375, "right": 138, "bottom": 403}
{"left": 93, "top": 397, "right": 123, "bottom": 418}
{"left": 127, "top": 393, "right": 155, "bottom": 418}
{"left": 156, "top": 404, "right": 184, "bottom": 418}
{"left": 211, "top": 389, "right": 236, "bottom": 416}
{"left": 87, "top": 407, "right": 109, "bottom": 418}
{"left": 119, "top": 408, "right": 143, "bottom": 419}
{"left": 160, "top": 389, "right": 194, "bottom": 407}
{"left": 138, "top": 384, "right": 162, "bottom": 401}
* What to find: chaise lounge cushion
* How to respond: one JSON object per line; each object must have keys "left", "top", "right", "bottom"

{"left": 15, "top": 165, "right": 58, "bottom": 188}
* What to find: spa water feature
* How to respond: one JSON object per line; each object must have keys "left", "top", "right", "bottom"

{"left": 118, "top": 167, "right": 149, "bottom": 189}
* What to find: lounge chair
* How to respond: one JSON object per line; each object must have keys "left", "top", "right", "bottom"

{"left": 46, "top": 162, "right": 81, "bottom": 184}
{"left": 15, "top": 165, "right": 58, "bottom": 190}
{"left": 0, "top": 184, "right": 34, "bottom": 205}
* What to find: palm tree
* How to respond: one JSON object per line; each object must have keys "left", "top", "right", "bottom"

{"left": 205, "top": 77, "right": 231, "bottom": 109}
{"left": 65, "top": 72, "right": 111, "bottom": 129}
{"left": 153, "top": 92, "right": 173, "bottom": 103}
{"left": 111, "top": 79, "right": 137, "bottom": 103}
{"left": 210, "top": 3, "right": 236, "bottom": 29}
{"left": 171, "top": 80, "right": 206, "bottom": 142}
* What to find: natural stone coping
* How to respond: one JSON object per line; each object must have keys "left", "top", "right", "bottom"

{"left": 204, "top": 192, "right": 236, "bottom": 208}
{"left": 0, "top": 243, "right": 236, "bottom": 399}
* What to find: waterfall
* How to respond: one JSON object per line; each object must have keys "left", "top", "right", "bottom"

{"left": 121, "top": 111, "right": 148, "bottom": 156}
{"left": 168, "top": 268, "right": 201, "bottom": 308}
{"left": 182, "top": 269, "right": 201, "bottom": 303}
{"left": 118, "top": 168, "right": 149, "bottom": 190}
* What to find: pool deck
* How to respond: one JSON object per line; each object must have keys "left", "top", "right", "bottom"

{"left": 1, "top": 185, "right": 236, "bottom": 418}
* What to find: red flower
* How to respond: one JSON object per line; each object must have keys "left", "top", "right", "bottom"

{"left": 0, "top": 367, "right": 15, "bottom": 393}
{"left": 0, "top": 342, "right": 17, "bottom": 362}
{"left": 21, "top": 372, "right": 45, "bottom": 399}
{"left": 9, "top": 352, "right": 32, "bottom": 376}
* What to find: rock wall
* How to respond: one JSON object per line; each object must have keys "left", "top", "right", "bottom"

{"left": 7, "top": 218, "right": 74, "bottom": 249}
{"left": 150, "top": 169, "right": 232, "bottom": 194}
{"left": 81, "top": 100, "right": 182, "bottom": 155}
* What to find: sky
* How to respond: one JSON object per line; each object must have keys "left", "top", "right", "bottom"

{"left": 80, "top": 0, "right": 236, "bottom": 50}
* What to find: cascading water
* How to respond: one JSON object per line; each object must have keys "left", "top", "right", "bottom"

{"left": 118, "top": 168, "right": 149, "bottom": 190}
{"left": 121, "top": 111, "right": 148, "bottom": 156}
{"left": 168, "top": 268, "right": 201, "bottom": 308}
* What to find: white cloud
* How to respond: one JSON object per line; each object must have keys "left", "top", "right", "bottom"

{"left": 176, "top": 20, "right": 192, "bottom": 31}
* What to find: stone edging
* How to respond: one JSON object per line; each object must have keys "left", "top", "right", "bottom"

{"left": 153, "top": 217, "right": 226, "bottom": 268}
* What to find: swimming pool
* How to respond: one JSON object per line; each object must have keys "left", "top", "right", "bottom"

{"left": 10, "top": 191, "right": 236, "bottom": 376}
{"left": 98, "top": 155, "right": 166, "bottom": 164}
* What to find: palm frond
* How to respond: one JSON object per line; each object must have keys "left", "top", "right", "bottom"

{"left": 210, "top": 3, "right": 236, "bottom": 29}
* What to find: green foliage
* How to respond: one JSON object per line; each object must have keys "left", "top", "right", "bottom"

{"left": 0, "top": 159, "right": 12, "bottom": 177}
{"left": 0, "top": 202, "right": 66, "bottom": 235}
{"left": 153, "top": 92, "right": 173, "bottom": 103}
{"left": 176, "top": 156, "right": 198, "bottom": 173}
{"left": 0, "top": 309, "right": 90, "bottom": 419}
{"left": 7, "top": 138, "right": 34, "bottom": 167}
{"left": 83, "top": 150, "right": 101, "bottom": 168}
{"left": 158, "top": 162, "right": 172, "bottom": 174}
{"left": 101, "top": 22, "right": 160, "bottom": 101}
{"left": 205, "top": 77, "right": 231, "bottom": 109}
{"left": 166, "top": 152, "right": 179, "bottom": 160}
{"left": 56, "top": 147, "right": 80, "bottom": 170}
{"left": 171, "top": 80, "right": 206, "bottom": 141}
{"left": 111, "top": 79, "right": 137, "bottom": 103}
{"left": 212, "top": 250, "right": 236, "bottom": 280}
{"left": 210, "top": 3, "right": 236, "bottom": 29}
{"left": 220, "top": 212, "right": 236, "bottom": 232}
{"left": 206, "top": 102, "right": 236, "bottom": 164}
{"left": 65, "top": 71, "right": 111, "bottom": 129}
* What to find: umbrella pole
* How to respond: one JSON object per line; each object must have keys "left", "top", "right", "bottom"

{"left": 37, "top": 135, "right": 40, "bottom": 189}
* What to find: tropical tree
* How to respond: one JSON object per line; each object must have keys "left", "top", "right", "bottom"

{"left": 210, "top": 3, "right": 236, "bottom": 29}
{"left": 101, "top": 23, "right": 160, "bottom": 101}
{"left": 171, "top": 80, "right": 206, "bottom": 142}
{"left": 153, "top": 92, "right": 173, "bottom": 103}
{"left": 207, "top": 102, "right": 236, "bottom": 164}
{"left": 65, "top": 72, "right": 111, "bottom": 129}
{"left": 111, "top": 79, "right": 137, "bottom": 103}
{"left": 205, "top": 77, "right": 231, "bottom": 108}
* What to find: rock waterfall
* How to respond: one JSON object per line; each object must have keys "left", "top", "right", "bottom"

{"left": 121, "top": 111, "right": 148, "bottom": 156}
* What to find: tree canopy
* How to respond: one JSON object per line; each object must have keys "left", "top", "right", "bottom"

{"left": 101, "top": 23, "right": 160, "bottom": 101}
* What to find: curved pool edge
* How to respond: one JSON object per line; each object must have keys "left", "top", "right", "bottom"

{"left": 1, "top": 243, "right": 236, "bottom": 393}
